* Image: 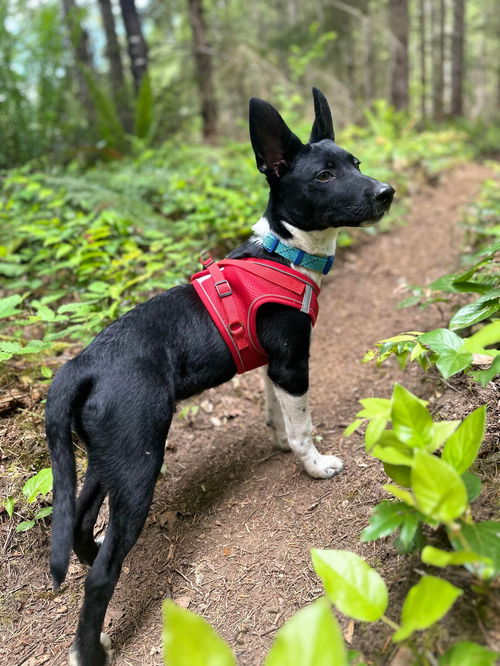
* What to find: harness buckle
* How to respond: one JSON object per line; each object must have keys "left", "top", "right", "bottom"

{"left": 215, "top": 279, "right": 232, "bottom": 298}
{"left": 200, "top": 251, "right": 215, "bottom": 268}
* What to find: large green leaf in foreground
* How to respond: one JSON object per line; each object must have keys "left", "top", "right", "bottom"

{"left": 311, "top": 549, "right": 388, "bottom": 622}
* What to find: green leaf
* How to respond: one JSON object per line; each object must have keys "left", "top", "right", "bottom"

{"left": 392, "top": 576, "right": 462, "bottom": 642}
{"left": 344, "top": 419, "right": 364, "bottom": 437}
{"left": 397, "top": 512, "right": 421, "bottom": 552}
{"left": 365, "top": 417, "right": 387, "bottom": 449}
{"left": 429, "top": 421, "right": 460, "bottom": 450}
{"left": 442, "top": 406, "right": 486, "bottom": 474}
{"left": 311, "top": 549, "right": 388, "bottom": 622}
{"left": 41, "top": 366, "right": 53, "bottom": 379}
{"left": 0, "top": 294, "right": 23, "bottom": 319}
{"left": 449, "top": 289, "right": 500, "bottom": 330}
{"left": 4, "top": 496, "right": 15, "bottom": 518}
{"left": 421, "top": 546, "right": 492, "bottom": 568}
{"left": 470, "top": 356, "right": 500, "bottom": 386}
{"left": 419, "top": 328, "right": 464, "bottom": 353}
{"left": 16, "top": 520, "right": 36, "bottom": 533}
{"left": 34, "top": 506, "right": 53, "bottom": 520}
{"left": 448, "top": 521, "right": 500, "bottom": 578}
{"left": 22, "top": 468, "right": 53, "bottom": 504}
{"left": 163, "top": 599, "right": 236, "bottom": 666}
{"left": 361, "top": 501, "right": 408, "bottom": 542}
{"left": 383, "top": 463, "right": 412, "bottom": 487}
{"left": 383, "top": 484, "right": 416, "bottom": 507}
{"left": 411, "top": 450, "right": 468, "bottom": 523}
{"left": 357, "top": 398, "right": 392, "bottom": 419}
{"left": 435, "top": 350, "right": 473, "bottom": 379}
{"left": 439, "top": 641, "right": 499, "bottom": 666}
{"left": 264, "top": 598, "right": 347, "bottom": 666}
{"left": 135, "top": 73, "right": 154, "bottom": 140}
{"left": 391, "top": 384, "right": 433, "bottom": 448}
{"left": 462, "top": 472, "right": 483, "bottom": 502}
{"left": 371, "top": 443, "right": 413, "bottom": 466}
{"left": 462, "top": 320, "right": 500, "bottom": 353}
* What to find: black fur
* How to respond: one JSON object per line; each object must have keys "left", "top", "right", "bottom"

{"left": 46, "top": 88, "right": 394, "bottom": 665}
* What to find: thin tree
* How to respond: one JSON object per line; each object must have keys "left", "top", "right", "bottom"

{"left": 98, "top": 0, "right": 131, "bottom": 130}
{"left": 119, "top": 0, "right": 149, "bottom": 94}
{"left": 187, "top": 0, "right": 218, "bottom": 141}
{"left": 389, "top": 0, "right": 409, "bottom": 110}
{"left": 61, "top": 0, "right": 95, "bottom": 124}
{"left": 431, "top": 0, "right": 445, "bottom": 120}
{"left": 451, "top": 0, "right": 465, "bottom": 116}
{"left": 419, "top": 0, "right": 427, "bottom": 119}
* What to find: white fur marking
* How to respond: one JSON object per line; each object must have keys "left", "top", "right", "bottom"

{"left": 68, "top": 633, "right": 113, "bottom": 666}
{"left": 273, "top": 386, "right": 344, "bottom": 479}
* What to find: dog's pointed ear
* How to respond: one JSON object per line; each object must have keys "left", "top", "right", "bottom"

{"left": 309, "top": 87, "right": 335, "bottom": 143}
{"left": 249, "top": 98, "right": 303, "bottom": 178}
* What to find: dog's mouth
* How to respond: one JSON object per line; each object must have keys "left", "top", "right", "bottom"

{"left": 359, "top": 209, "right": 388, "bottom": 226}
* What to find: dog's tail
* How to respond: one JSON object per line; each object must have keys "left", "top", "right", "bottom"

{"left": 45, "top": 361, "right": 88, "bottom": 590}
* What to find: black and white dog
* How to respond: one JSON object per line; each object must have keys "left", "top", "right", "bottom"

{"left": 46, "top": 88, "right": 394, "bottom": 665}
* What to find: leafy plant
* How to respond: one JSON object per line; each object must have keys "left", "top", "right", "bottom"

{"left": 345, "top": 384, "right": 498, "bottom": 581}
{"left": 3, "top": 467, "right": 53, "bottom": 532}
{"left": 364, "top": 324, "right": 500, "bottom": 385}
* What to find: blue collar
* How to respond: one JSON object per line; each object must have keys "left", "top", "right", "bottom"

{"left": 261, "top": 233, "right": 335, "bottom": 275}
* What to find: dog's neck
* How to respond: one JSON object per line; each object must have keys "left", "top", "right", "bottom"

{"left": 252, "top": 217, "right": 339, "bottom": 285}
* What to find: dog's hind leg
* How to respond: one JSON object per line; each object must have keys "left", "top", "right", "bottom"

{"left": 69, "top": 438, "right": 165, "bottom": 666}
{"left": 263, "top": 370, "right": 290, "bottom": 451}
{"left": 73, "top": 466, "right": 106, "bottom": 567}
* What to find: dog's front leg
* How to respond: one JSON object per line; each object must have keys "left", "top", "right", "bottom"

{"left": 263, "top": 370, "right": 291, "bottom": 451}
{"left": 272, "top": 383, "right": 344, "bottom": 479}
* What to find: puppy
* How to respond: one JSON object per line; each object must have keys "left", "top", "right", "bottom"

{"left": 46, "top": 87, "right": 394, "bottom": 665}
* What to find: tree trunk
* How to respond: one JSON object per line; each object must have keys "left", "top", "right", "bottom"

{"left": 61, "top": 0, "right": 95, "bottom": 124}
{"left": 389, "top": 0, "right": 409, "bottom": 110}
{"left": 187, "top": 0, "right": 218, "bottom": 141}
{"left": 119, "top": 0, "right": 148, "bottom": 94}
{"left": 98, "top": 0, "right": 132, "bottom": 131}
{"left": 419, "top": 0, "right": 427, "bottom": 119}
{"left": 431, "top": 0, "right": 445, "bottom": 120}
{"left": 451, "top": 0, "right": 465, "bottom": 116}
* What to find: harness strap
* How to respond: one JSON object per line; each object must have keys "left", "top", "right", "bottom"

{"left": 202, "top": 257, "right": 248, "bottom": 350}
{"left": 219, "top": 259, "right": 319, "bottom": 296}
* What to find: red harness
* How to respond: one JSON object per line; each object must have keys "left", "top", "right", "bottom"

{"left": 191, "top": 256, "right": 320, "bottom": 373}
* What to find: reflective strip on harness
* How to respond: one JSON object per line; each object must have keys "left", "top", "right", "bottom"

{"left": 190, "top": 257, "right": 320, "bottom": 374}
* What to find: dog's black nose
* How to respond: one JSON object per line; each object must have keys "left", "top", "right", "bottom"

{"left": 373, "top": 183, "right": 396, "bottom": 204}
{"left": 374, "top": 183, "right": 395, "bottom": 204}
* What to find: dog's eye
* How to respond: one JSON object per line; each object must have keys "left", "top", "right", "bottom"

{"left": 316, "top": 170, "right": 333, "bottom": 182}
{"left": 353, "top": 159, "right": 361, "bottom": 170}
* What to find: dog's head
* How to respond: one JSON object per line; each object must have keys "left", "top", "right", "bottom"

{"left": 249, "top": 88, "right": 394, "bottom": 235}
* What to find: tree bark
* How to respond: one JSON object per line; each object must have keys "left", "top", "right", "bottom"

{"left": 61, "top": 0, "right": 96, "bottom": 124}
{"left": 419, "top": 0, "right": 427, "bottom": 119}
{"left": 451, "top": 0, "right": 465, "bottom": 116}
{"left": 431, "top": 0, "right": 445, "bottom": 120}
{"left": 98, "top": 0, "right": 131, "bottom": 130}
{"left": 119, "top": 0, "right": 149, "bottom": 94}
{"left": 187, "top": 0, "right": 218, "bottom": 141}
{"left": 389, "top": 0, "right": 409, "bottom": 110}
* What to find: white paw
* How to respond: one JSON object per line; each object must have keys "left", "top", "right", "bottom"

{"left": 304, "top": 454, "right": 344, "bottom": 479}
{"left": 101, "top": 633, "right": 114, "bottom": 665}
{"left": 68, "top": 634, "right": 113, "bottom": 666}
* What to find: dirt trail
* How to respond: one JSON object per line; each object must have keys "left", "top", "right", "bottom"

{"left": 1, "top": 163, "right": 494, "bottom": 666}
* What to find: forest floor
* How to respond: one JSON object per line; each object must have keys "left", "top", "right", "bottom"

{"left": 0, "top": 162, "right": 499, "bottom": 666}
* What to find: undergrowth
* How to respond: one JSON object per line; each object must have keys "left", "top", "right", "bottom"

{"left": 0, "top": 107, "right": 470, "bottom": 373}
